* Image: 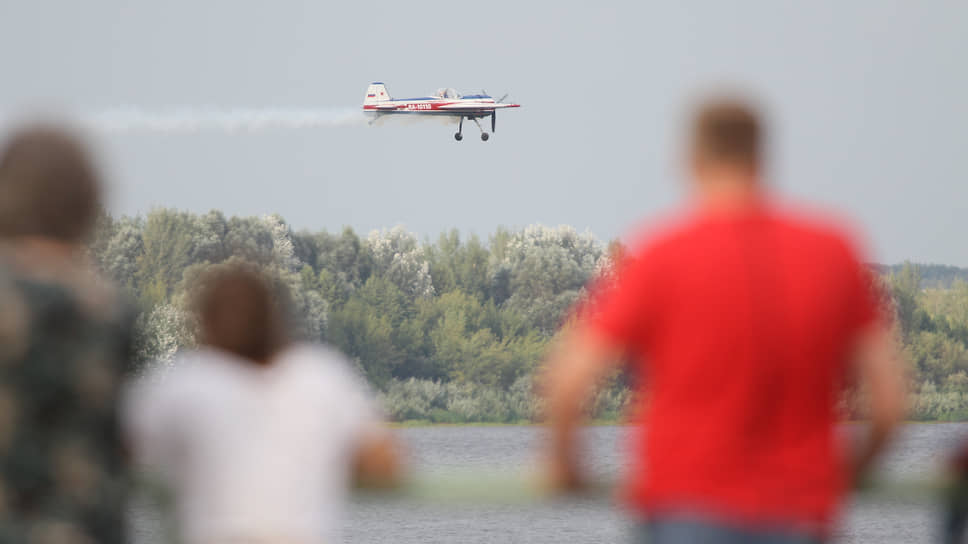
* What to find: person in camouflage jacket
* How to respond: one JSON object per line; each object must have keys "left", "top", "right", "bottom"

{"left": 0, "top": 125, "right": 134, "bottom": 544}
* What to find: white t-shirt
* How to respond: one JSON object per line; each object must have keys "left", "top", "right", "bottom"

{"left": 124, "top": 343, "right": 381, "bottom": 544}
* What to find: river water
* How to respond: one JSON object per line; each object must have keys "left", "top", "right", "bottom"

{"left": 135, "top": 423, "right": 968, "bottom": 543}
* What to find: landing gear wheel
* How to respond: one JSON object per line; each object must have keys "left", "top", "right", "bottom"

{"left": 481, "top": 133, "right": 490, "bottom": 141}
{"left": 454, "top": 133, "right": 463, "bottom": 141}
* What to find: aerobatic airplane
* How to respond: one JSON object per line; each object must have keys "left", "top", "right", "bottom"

{"left": 363, "top": 82, "right": 520, "bottom": 141}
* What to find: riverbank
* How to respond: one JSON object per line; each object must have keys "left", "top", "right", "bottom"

{"left": 389, "top": 419, "right": 626, "bottom": 428}
{"left": 380, "top": 379, "right": 968, "bottom": 426}
{"left": 390, "top": 419, "right": 968, "bottom": 428}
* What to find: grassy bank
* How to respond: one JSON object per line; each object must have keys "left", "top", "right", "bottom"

{"left": 391, "top": 419, "right": 968, "bottom": 428}
{"left": 381, "top": 378, "right": 968, "bottom": 425}
{"left": 389, "top": 419, "right": 626, "bottom": 428}
{"left": 379, "top": 377, "right": 630, "bottom": 425}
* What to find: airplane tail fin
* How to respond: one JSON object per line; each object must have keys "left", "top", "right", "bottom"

{"left": 364, "top": 83, "right": 390, "bottom": 105}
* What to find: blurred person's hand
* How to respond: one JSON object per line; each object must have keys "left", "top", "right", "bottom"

{"left": 354, "top": 430, "right": 403, "bottom": 489}
{"left": 544, "top": 446, "right": 585, "bottom": 494}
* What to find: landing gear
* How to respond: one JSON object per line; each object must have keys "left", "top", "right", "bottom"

{"left": 455, "top": 117, "right": 464, "bottom": 141}
{"left": 472, "top": 117, "right": 490, "bottom": 142}
{"left": 453, "top": 116, "right": 491, "bottom": 141}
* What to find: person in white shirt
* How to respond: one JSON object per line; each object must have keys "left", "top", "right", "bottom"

{"left": 124, "top": 264, "right": 399, "bottom": 544}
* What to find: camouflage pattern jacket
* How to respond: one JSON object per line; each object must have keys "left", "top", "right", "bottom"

{"left": 0, "top": 247, "right": 133, "bottom": 544}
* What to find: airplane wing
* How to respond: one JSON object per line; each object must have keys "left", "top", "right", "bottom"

{"left": 436, "top": 104, "right": 493, "bottom": 111}
{"left": 436, "top": 103, "right": 519, "bottom": 111}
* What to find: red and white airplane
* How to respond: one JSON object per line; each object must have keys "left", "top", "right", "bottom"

{"left": 362, "top": 82, "right": 520, "bottom": 141}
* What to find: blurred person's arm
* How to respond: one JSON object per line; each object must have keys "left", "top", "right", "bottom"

{"left": 542, "top": 247, "right": 652, "bottom": 492}
{"left": 330, "top": 350, "right": 404, "bottom": 489}
{"left": 542, "top": 325, "right": 624, "bottom": 491}
{"left": 850, "top": 323, "right": 907, "bottom": 483}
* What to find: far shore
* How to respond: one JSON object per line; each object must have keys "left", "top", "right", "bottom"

{"left": 389, "top": 419, "right": 625, "bottom": 428}
{"left": 389, "top": 419, "right": 968, "bottom": 428}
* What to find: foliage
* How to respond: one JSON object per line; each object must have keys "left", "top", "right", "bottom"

{"left": 885, "top": 264, "right": 968, "bottom": 419}
{"left": 132, "top": 303, "right": 195, "bottom": 370}
{"left": 90, "top": 210, "right": 605, "bottom": 407}
{"left": 873, "top": 263, "right": 968, "bottom": 289}
{"left": 379, "top": 376, "right": 630, "bottom": 424}
{"left": 89, "top": 209, "right": 968, "bottom": 422}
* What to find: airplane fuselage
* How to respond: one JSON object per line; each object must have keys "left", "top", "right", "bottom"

{"left": 363, "top": 95, "right": 519, "bottom": 116}
{"left": 363, "top": 83, "right": 520, "bottom": 141}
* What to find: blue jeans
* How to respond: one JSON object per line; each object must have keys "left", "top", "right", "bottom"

{"left": 638, "top": 516, "right": 824, "bottom": 544}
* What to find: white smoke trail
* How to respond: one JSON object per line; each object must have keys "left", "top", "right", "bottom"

{"left": 80, "top": 107, "right": 367, "bottom": 133}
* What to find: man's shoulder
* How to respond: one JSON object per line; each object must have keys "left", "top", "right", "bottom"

{"left": 770, "top": 203, "right": 868, "bottom": 261}
{"left": 0, "top": 248, "right": 126, "bottom": 317}
{"left": 278, "top": 343, "right": 349, "bottom": 367}
{"left": 620, "top": 202, "right": 869, "bottom": 269}
{"left": 0, "top": 255, "right": 135, "bottom": 375}
{"left": 622, "top": 209, "right": 706, "bottom": 259}
{"left": 154, "top": 349, "right": 240, "bottom": 386}
{"left": 277, "top": 343, "right": 365, "bottom": 382}
{"left": 275, "top": 344, "right": 376, "bottom": 410}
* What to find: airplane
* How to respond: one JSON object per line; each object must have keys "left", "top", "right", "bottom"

{"left": 362, "top": 82, "right": 520, "bottom": 141}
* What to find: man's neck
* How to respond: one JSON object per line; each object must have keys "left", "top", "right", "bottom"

{"left": 694, "top": 173, "right": 763, "bottom": 214}
{"left": 2, "top": 236, "right": 81, "bottom": 268}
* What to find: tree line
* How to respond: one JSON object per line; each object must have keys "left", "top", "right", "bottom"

{"left": 888, "top": 264, "right": 968, "bottom": 420}
{"left": 88, "top": 208, "right": 968, "bottom": 422}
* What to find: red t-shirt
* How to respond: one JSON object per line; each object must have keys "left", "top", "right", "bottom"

{"left": 588, "top": 202, "right": 878, "bottom": 529}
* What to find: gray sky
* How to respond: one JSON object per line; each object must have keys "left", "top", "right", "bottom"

{"left": 0, "top": 1, "right": 965, "bottom": 265}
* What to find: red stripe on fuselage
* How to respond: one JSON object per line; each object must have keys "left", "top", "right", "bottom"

{"left": 362, "top": 100, "right": 497, "bottom": 111}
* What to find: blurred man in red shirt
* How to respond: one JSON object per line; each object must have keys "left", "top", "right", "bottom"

{"left": 543, "top": 98, "right": 906, "bottom": 543}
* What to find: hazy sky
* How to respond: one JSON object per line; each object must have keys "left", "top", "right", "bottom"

{"left": 0, "top": 1, "right": 965, "bottom": 264}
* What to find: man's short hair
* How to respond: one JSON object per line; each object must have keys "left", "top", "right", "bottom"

{"left": 691, "top": 98, "right": 762, "bottom": 170}
{"left": 193, "top": 263, "right": 288, "bottom": 364}
{"left": 0, "top": 124, "right": 102, "bottom": 242}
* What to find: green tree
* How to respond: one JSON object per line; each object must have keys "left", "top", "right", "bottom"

{"left": 327, "top": 296, "right": 399, "bottom": 388}
{"left": 136, "top": 209, "right": 198, "bottom": 307}
{"left": 890, "top": 262, "right": 925, "bottom": 339}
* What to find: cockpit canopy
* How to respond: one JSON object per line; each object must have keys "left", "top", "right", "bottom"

{"left": 435, "top": 88, "right": 461, "bottom": 99}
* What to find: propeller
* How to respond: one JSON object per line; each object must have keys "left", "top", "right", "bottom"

{"left": 492, "top": 111, "right": 496, "bottom": 132}
{"left": 481, "top": 89, "right": 510, "bottom": 103}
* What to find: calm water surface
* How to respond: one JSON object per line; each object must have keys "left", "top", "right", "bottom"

{"left": 135, "top": 423, "right": 968, "bottom": 543}
{"left": 348, "top": 424, "right": 968, "bottom": 544}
